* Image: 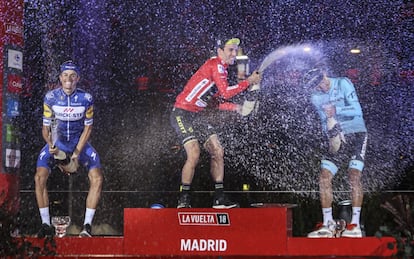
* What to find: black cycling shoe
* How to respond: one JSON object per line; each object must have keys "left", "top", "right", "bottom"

{"left": 36, "top": 223, "right": 55, "bottom": 238}
{"left": 177, "top": 193, "right": 191, "bottom": 208}
{"left": 79, "top": 224, "right": 92, "bottom": 237}
{"left": 212, "top": 194, "right": 239, "bottom": 209}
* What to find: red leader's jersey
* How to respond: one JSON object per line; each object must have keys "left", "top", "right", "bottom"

{"left": 174, "top": 56, "right": 250, "bottom": 112}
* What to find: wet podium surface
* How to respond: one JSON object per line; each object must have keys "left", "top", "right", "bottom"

{"left": 20, "top": 205, "right": 396, "bottom": 258}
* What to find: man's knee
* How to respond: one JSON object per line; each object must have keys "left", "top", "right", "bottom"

{"left": 89, "top": 168, "right": 103, "bottom": 187}
{"left": 204, "top": 136, "right": 224, "bottom": 159}
{"left": 348, "top": 168, "right": 362, "bottom": 183}
{"left": 35, "top": 167, "right": 49, "bottom": 184}
{"left": 184, "top": 140, "right": 201, "bottom": 164}
{"left": 321, "top": 168, "right": 333, "bottom": 179}
{"left": 210, "top": 145, "right": 224, "bottom": 160}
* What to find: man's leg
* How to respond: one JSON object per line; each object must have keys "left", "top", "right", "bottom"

{"left": 35, "top": 167, "right": 50, "bottom": 213}
{"left": 204, "top": 134, "right": 224, "bottom": 183}
{"left": 349, "top": 168, "right": 363, "bottom": 218}
{"left": 341, "top": 158, "right": 364, "bottom": 238}
{"left": 79, "top": 167, "right": 103, "bottom": 237}
{"left": 177, "top": 140, "right": 200, "bottom": 208}
{"left": 204, "top": 134, "right": 238, "bottom": 209}
{"left": 319, "top": 168, "right": 334, "bottom": 226}
{"left": 182, "top": 140, "right": 200, "bottom": 184}
{"left": 85, "top": 167, "right": 103, "bottom": 214}
{"left": 34, "top": 167, "right": 54, "bottom": 237}
{"left": 308, "top": 160, "right": 337, "bottom": 238}
{"left": 341, "top": 167, "right": 363, "bottom": 237}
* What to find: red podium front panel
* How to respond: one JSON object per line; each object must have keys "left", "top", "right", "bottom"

{"left": 124, "top": 207, "right": 292, "bottom": 256}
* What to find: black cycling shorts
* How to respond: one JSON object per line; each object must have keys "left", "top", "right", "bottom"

{"left": 323, "top": 132, "right": 368, "bottom": 164}
{"left": 170, "top": 108, "right": 217, "bottom": 145}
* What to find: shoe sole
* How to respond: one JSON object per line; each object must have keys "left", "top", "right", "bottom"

{"left": 341, "top": 234, "right": 362, "bottom": 238}
{"left": 307, "top": 235, "right": 334, "bottom": 238}
{"left": 212, "top": 204, "right": 239, "bottom": 209}
{"left": 177, "top": 205, "right": 191, "bottom": 208}
{"left": 79, "top": 231, "right": 92, "bottom": 237}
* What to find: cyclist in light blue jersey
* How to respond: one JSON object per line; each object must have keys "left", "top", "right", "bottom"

{"left": 34, "top": 61, "right": 103, "bottom": 238}
{"left": 304, "top": 68, "right": 367, "bottom": 238}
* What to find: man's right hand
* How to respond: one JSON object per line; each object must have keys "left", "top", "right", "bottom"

{"left": 49, "top": 145, "right": 59, "bottom": 155}
{"left": 247, "top": 70, "right": 262, "bottom": 85}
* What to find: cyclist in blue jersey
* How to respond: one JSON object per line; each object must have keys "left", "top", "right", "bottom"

{"left": 34, "top": 61, "right": 103, "bottom": 238}
{"left": 303, "top": 68, "right": 367, "bottom": 238}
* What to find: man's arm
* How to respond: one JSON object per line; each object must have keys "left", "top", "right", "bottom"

{"left": 336, "top": 78, "right": 363, "bottom": 117}
{"left": 214, "top": 70, "right": 261, "bottom": 100}
{"left": 73, "top": 124, "right": 92, "bottom": 158}
{"left": 42, "top": 125, "right": 53, "bottom": 147}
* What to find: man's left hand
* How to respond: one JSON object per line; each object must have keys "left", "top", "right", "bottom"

{"left": 323, "top": 104, "right": 336, "bottom": 118}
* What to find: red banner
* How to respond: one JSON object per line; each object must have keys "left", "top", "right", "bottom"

{"left": 0, "top": 0, "right": 24, "bottom": 215}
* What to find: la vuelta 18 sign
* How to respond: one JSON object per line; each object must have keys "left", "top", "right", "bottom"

{"left": 178, "top": 212, "right": 230, "bottom": 252}
{"left": 0, "top": 0, "right": 24, "bottom": 216}
{"left": 123, "top": 208, "right": 290, "bottom": 256}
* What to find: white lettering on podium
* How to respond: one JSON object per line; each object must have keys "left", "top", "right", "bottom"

{"left": 181, "top": 214, "right": 215, "bottom": 224}
{"left": 181, "top": 239, "right": 227, "bottom": 251}
{"left": 178, "top": 212, "right": 230, "bottom": 226}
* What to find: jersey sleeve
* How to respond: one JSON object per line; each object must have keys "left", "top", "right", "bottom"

{"left": 218, "top": 101, "right": 239, "bottom": 112}
{"left": 42, "top": 91, "right": 54, "bottom": 126}
{"left": 84, "top": 93, "right": 94, "bottom": 126}
{"left": 212, "top": 63, "right": 250, "bottom": 100}
{"left": 335, "top": 78, "right": 363, "bottom": 117}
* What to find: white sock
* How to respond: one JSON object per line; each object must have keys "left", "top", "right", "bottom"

{"left": 322, "top": 207, "right": 333, "bottom": 226}
{"left": 351, "top": 207, "right": 361, "bottom": 227}
{"left": 83, "top": 208, "right": 96, "bottom": 225}
{"left": 39, "top": 207, "right": 50, "bottom": 225}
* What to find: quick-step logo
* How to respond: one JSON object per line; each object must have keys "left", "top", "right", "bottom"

{"left": 178, "top": 212, "right": 230, "bottom": 252}
{"left": 178, "top": 212, "right": 230, "bottom": 226}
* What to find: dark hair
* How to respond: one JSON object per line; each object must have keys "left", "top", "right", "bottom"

{"left": 303, "top": 68, "right": 324, "bottom": 89}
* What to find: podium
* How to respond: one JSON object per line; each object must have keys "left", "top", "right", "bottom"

{"left": 124, "top": 205, "right": 293, "bottom": 256}
{"left": 21, "top": 205, "right": 396, "bottom": 258}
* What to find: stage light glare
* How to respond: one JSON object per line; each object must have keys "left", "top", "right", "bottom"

{"left": 350, "top": 48, "right": 361, "bottom": 54}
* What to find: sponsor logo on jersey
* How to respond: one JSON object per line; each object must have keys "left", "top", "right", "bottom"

{"left": 86, "top": 106, "right": 94, "bottom": 119}
{"left": 43, "top": 104, "right": 53, "bottom": 118}
{"left": 178, "top": 212, "right": 230, "bottom": 226}
{"left": 195, "top": 100, "right": 207, "bottom": 107}
{"left": 217, "top": 64, "right": 225, "bottom": 74}
{"left": 180, "top": 239, "right": 227, "bottom": 252}
{"left": 53, "top": 105, "right": 85, "bottom": 121}
{"left": 185, "top": 78, "right": 209, "bottom": 102}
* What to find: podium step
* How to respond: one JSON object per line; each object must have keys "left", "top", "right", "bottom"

{"left": 18, "top": 206, "right": 396, "bottom": 258}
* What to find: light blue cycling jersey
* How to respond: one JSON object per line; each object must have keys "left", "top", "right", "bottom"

{"left": 43, "top": 87, "right": 94, "bottom": 149}
{"left": 310, "top": 77, "right": 367, "bottom": 135}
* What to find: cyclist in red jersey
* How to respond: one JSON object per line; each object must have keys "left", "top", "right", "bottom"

{"left": 170, "top": 37, "right": 261, "bottom": 208}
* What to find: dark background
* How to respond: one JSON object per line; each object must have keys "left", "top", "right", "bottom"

{"left": 16, "top": 0, "right": 413, "bottom": 236}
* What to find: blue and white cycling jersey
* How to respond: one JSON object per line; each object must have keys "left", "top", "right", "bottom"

{"left": 37, "top": 87, "right": 101, "bottom": 171}
{"left": 43, "top": 87, "right": 94, "bottom": 149}
{"left": 310, "top": 77, "right": 367, "bottom": 135}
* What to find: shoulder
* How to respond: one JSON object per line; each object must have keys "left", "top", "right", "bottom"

{"left": 209, "top": 57, "right": 226, "bottom": 74}
{"left": 75, "top": 88, "right": 93, "bottom": 103}
{"left": 336, "top": 77, "right": 354, "bottom": 88}
{"left": 45, "top": 88, "right": 61, "bottom": 101}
